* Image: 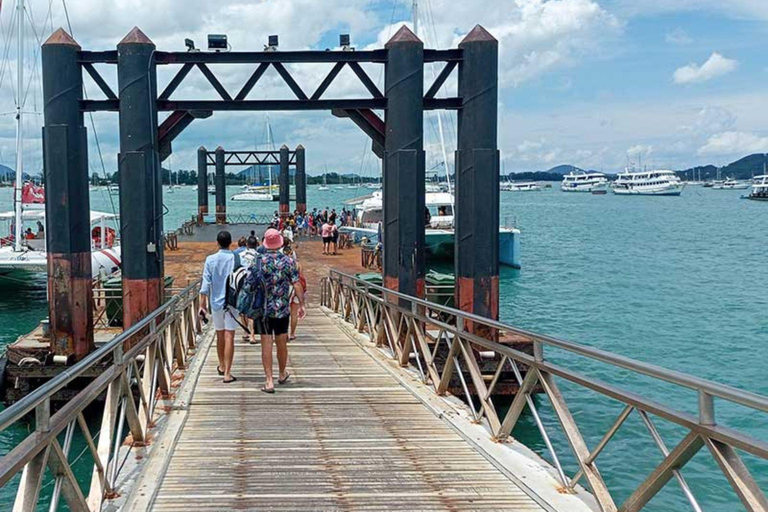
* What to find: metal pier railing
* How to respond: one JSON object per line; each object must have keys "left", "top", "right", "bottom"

{"left": 321, "top": 270, "right": 768, "bottom": 512}
{"left": 0, "top": 280, "right": 202, "bottom": 511}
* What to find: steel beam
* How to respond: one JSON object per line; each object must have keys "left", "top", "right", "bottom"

{"left": 295, "top": 145, "right": 307, "bottom": 214}
{"left": 279, "top": 145, "right": 290, "bottom": 216}
{"left": 197, "top": 146, "right": 208, "bottom": 223}
{"left": 117, "top": 27, "right": 164, "bottom": 331}
{"left": 455, "top": 25, "right": 500, "bottom": 336}
{"left": 42, "top": 29, "right": 94, "bottom": 360}
{"left": 214, "top": 146, "right": 226, "bottom": 224}
{"left": 383, "top": 26, "right": 425, "bottom": 300}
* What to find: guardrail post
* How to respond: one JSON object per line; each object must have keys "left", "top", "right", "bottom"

{"left": 383, "top": 26, "right": 426, "bottom": 302}
{"left": 197, "top": 146, "right": 208, "bottom": 224}
{"left": 455, "top": 25, "right": 500, "bottom": 341}
{"left": 533, "top": 340, "right": 544, "bottom": 363}
{"left": 279, "top": 144, "right": 290, "bottom": 216}
{"left": 215, "top": 146, "right": 226, "bottom": 224}
{"left": 699, "top": 390, "right": 716, "bottom": 426}
{"left": 118, "top": 27, "right": 164, "bottom": 333}
{"left": 42, "top": 29, "right": 95, "bottom": 361}
{"left": 295, "top": 144, "right": 306, "bottom": 214}
{"left": 35, "top": 397, "right": 50, "bottom": 433}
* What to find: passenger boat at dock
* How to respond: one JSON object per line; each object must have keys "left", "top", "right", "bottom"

{"left": 748, "top": 175, "right": 768, "bottom": 201}
{"left": 340, "top": 191, "right": 521, "bottom": 268}
{"left": 561, "top": 171, "right": 608, "bottom": 192}
{"left": 612, "top": 169, "right": 685, "bottom": 196}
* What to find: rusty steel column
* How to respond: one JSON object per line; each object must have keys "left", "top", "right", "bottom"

{"left": 455, "top": 25, "right": 500, "bottom": 334}
{"left": 214, "top": 146, "right": 226, "bottom": 224}
{"left": 118, "top": 27, "right": 164, "bottom": 330}
{"left": 383, "top": 26, "right": 425, "bottom": 299}
{"left": 295, "top": 144, "right": 307, "bottom": 214}
{"left": 279, "top": 144, "right": 290, "bottom": 216}
{"left": 197, "top": 146, "right": 208, "bottom": 223}
{"left": 41, "top": 29, "right": 94, "bottom": 360}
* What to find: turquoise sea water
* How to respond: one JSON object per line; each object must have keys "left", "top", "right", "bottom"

{"left": 0, "top": 184, "right": 765, "bottom": 510}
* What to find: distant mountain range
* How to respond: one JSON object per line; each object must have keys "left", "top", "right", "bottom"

{"left": 509, "top": 154, "right": 768, "bottom": 181}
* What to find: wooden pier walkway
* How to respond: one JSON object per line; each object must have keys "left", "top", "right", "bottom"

{"left": 131, "top": 308, "right": 555, "bottom": 511}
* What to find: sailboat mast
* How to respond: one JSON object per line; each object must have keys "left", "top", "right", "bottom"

{"left": 266, "top": 116, "right": 274, "bottom": 189}
{"left": 13, "top": 0, "right": 24, "bottom": 252}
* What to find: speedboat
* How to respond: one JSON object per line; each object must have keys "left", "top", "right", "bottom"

{"left": 748, "top": 175, "right": 768, "bottom": 201}
{"left": 341, "top": 191, "right": 521, "bottom": 268}
{"left": 501, "top": 181, "right": 541, "bottom": 192}
{"left": 561, "top": 171, "right": 608, "bottom": 192}
{"left": 712, "top": 177, "right": 750, "bottom": 190}
{"left": 612, "top": 170, "right": 685, "bottom": 196}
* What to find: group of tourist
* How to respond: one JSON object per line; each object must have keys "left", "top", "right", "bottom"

{"left": 200, "top": 227, "right": 306, "bottom": 393}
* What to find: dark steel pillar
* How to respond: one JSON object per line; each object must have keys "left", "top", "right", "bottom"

{"left": 214, "top": 146, "right": 226, "bottom": 224}
{"left": 455, "top": 25, "right": 500, "bottom": 333}
{"left": 41, "top": 29, "right": 94, "bottom": 360}
{"left": 383, "top": 26, "right": 425, "bottom": 299}
{"left": 279, "top": 144, "right": 290, "bottom": 216}
{"left": 197, "top": 146, "right": 208, "bottom": 223}
{"left": 295, "top": 145, "right": 307, "bottom": 214}
{"left": 118, "top": 27, "right": 164, "bottom": 330}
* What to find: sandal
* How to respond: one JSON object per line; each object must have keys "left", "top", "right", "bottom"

{"left": 278, "top": 373, "right": 291, "bottom": 385}
{"left": 217, "top": 366, "right": 224, "bottom": 376}
{"left": 223, "top": 376, "right": 237, "bottom": 384}
{"left": 261, "top": 386, "right": 275, "bottom": 394}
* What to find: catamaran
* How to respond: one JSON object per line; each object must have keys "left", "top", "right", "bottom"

{"left": 561, "top": 171, "right": 608, "bottom": 192}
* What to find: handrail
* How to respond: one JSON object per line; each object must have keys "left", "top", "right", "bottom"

{"left": 328, "top": 269, "right": 768, "bottom": 413}
{"left": 0, "top": 279, "right": 200, "bottom": 433}
{"left": 322, "top": 269, "right": 768, "bottom": 512}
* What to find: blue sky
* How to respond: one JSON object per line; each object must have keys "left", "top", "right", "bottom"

{"left": 1, "top": 0, "right": 767, "bottom": 176}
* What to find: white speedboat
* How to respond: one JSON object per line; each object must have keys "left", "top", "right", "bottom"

{"left": 748, "top": 175, "right": 768, "bottom": 201}
{"left": 612, "top": 170, "right": 685, "bottom": 196}
{"left": 501, "top": 181, "right": 541, "bottom": 192}
{"left": 0, "top": 209, "right": 121, "bottom": 282}
{"left": 712, "top": 177, "right": 750, "bottom": 190}
{"left": 342, "top": 191, "right": 521, "bottom": 268}
{"left": 231, "top": 190, "right": 273, "bottom": 201}
{"left": 561, "top": 171, "right": 608, "bottom": 192}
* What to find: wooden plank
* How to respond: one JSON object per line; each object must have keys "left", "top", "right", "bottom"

{"left": 141, "top": 309, "right": 546, "bottom": 511}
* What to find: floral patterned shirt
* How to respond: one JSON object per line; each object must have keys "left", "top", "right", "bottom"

{"left": 257, "top": 250, "right": 299, "bottom": 318}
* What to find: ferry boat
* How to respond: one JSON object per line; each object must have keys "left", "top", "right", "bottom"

{"left": 748, "top": 175, "right": 768, "bottom": 201}
{"left": 340, "top": 191, "right": 521, "bottom": 268}
{"left": 561, "top": 171, "right": 608, "bottom": 192}
{"left": 712, "top": 177, "right": 750, "bottom": 190}
{"left": 612, "top": 170, "right": 685, "bottom": 196}
{"left": 501, "top": 181, "right": 541, "bottom": 192}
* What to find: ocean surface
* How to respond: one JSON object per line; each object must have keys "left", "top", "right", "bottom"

{"left": 0, "top": 183, "right": 766, "bottom": 511}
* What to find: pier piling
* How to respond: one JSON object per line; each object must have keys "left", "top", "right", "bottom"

{"left": 214, "top": 146, "right": 226, "bottom": 224}
{"left": 197, "top": 146, "right": 208, "bottom": 223}
{"left": 41, "top": 29, "right": 94, "bottom": 360}
{"left": 295, "top": 144, "right": 307, "bottom": 214}
{"left": 455, "top": 25, "right": 500, "bottom": 334}
{"left": 279, "top": 144, "right": 290, "bottom": 216}
{"left": 117, "top": 27, "right": 164, "bottom": 330}
{"left": 383, "top": 26, "right": 426, "bottom": 299}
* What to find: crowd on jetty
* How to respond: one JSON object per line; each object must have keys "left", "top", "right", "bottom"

{"left": 269, "top": 206, "right": 353, "bottom": 255}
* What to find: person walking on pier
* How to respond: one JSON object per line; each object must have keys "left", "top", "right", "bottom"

{"left": 257, "top": 228, "right": 305, "bottom": 393}
{"left": 200, "top": 230, "right": 240, "bottom": 383}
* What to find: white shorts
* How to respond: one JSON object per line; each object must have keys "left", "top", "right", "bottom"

{"left": 212, "top": 307, "right": 238, "bottom": 331}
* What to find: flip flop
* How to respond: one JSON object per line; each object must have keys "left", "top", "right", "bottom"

{"left": 223, "top": 376, "right": 238, "bottom": 384}
{"left": 217, "top": 366, "right": 224, "bottom": 376}
{"left": 278, "top": 373, "right": 291, "bottom": 385}
{"left": 261, "top": 386, "right": 275, "bottom": 394}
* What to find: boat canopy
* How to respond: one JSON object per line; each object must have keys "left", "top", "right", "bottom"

{"left": 0, "top": 210, "right": 118, "bottom": 222}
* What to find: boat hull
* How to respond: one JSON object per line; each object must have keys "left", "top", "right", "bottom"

{"left": 0, "top": 247, "right": 121, "bottom": 283}
{"left": 613, "top": 185, "right": 685, "bottom": 196}
{"left": 340, "top": 227, "right": 521, "bottom": 268}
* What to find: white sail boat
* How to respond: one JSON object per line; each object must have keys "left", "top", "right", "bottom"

{"left": 0, "top": 0, "right": 121, "bottom": 283}
{"left": 318, "top": 168, "right": 330, "bottom": 191}
{"left": 231, "top": 116, "right": 277, "bottom": 201}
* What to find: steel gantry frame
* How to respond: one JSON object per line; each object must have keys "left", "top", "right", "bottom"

{"left": 41, "top": 23, "right": 499, "bottom": 359}
{"left": 196, "top": 146, "right": 306, "bottom": 224}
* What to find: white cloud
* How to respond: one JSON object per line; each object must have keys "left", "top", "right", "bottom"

{"left": 679, "top": 106, "right": 737, "bottom": 135}
{"left": 673, "top": 52, "right": 738, "bottom": 85}
{"left": 698, "top": 131, "right": 768, "bottom": 156}
{"left": 665, "top": 28, "right": 692, "bottom": 45}
{"left": 627, "top": 144, "right": 653, "bottom": 157}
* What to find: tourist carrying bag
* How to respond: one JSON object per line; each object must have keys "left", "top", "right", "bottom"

{"left": 224, "top": 253, "right": 244, "bottom": 310}
{"left": 237, "top": 257, "right": 267, "bottom": 320}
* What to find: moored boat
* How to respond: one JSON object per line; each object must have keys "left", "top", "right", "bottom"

{"left": 561, "top": 171, "right": 608, "bottom": 192}
{"left": 612, "top": 170, "right": 685, "bottom": 196}
{"left": 747, "top": 175, "right": 768, "bottom": 201}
